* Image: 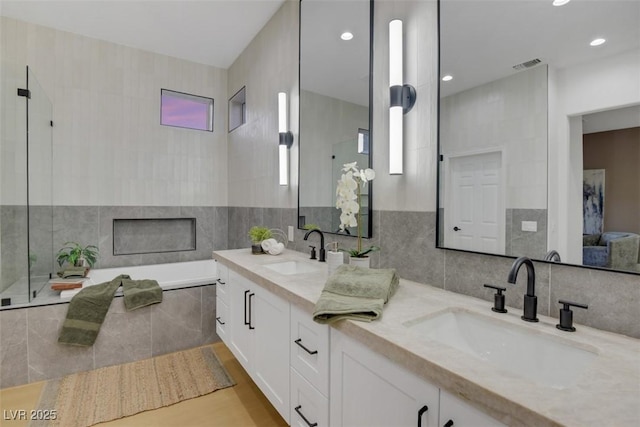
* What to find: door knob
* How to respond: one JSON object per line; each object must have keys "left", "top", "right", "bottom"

{"left": 453, "top": 226, "right": 461, "bottom": 231}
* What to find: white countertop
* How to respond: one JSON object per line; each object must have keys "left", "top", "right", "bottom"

{"left": 213, "top": 248, "right": 640, "bottom": 427}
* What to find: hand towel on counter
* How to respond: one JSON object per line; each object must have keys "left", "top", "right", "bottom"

{"left": 58, "top": 275, "right": 163, "bottom": 346}
{"left": 312, "top": 264, "right": 399, "bottom": 324}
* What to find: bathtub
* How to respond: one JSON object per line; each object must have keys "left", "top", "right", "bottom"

{"left": 60, "top": 259, "right": 218, "bottom": 299}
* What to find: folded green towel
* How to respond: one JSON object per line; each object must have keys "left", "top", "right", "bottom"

{"left": 59, "top": 275, "right": 164, "bottom": 346}
{"left": 313, "top": 265, "right": 399, "bottom": 324}
{"left": 58, "top": 274, "right": 128, "bottom": 346}
{"left": 122, "top": 278, "right": 163, "bottom": 310}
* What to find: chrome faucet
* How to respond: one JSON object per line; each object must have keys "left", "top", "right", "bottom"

{"left": 543, "top": 249, "right": 561, "bottom": 262}
{"left": 303, "top": 229, "right": 326, "bottom": 262}
{"left": 507, "top": 256, "right": 538, "bottom": 322}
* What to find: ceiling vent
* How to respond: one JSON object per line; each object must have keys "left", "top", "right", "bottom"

{"left": 512, "top": 58, "right": 542, "bottom": 70}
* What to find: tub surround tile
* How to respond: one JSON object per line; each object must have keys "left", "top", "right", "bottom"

{"left": 26, "top": 304, "right": 94, "bottom": 382}
{"left": 0, "top": 309, "right": 28, "bottom": 388}
{"left": 93, "top": 298, "right": 152, "bottom": 368}
{"left": 201, "top": 286, "right": 219, "bottom": 345}
{"left": 151, "top": 287, "right": 203, "bottom": 355}
{"left": 212, "top": 206, "right": 229, "bottom": 250}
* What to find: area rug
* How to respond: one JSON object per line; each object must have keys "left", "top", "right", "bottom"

{"left": 29, "top": 345, "right": 235, "bottom": 427}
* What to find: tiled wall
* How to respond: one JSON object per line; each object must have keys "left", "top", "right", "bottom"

{"left": 0, "top": 285, "right": 218, "bottom": 388}
{"left": 226, "top": 206, "right": 640, "bottom": 339}
{"left": 52, "top": 206, "right": 228, "bottom": 269}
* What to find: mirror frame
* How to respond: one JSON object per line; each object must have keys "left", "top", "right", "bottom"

{"left": 434, "top": 0, "right": 639, "bottom": 276}
{"left": 297, "top": 0, "right": 375, "bottom": 238}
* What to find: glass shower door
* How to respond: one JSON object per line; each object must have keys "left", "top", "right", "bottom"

{"left": 27, "top": 66, "right": 54, "bottom": 301}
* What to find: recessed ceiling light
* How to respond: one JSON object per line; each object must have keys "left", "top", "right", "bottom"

{"left": 552, "top": 0, "right": 571, "bottom": 6}
{"left": 341, "top": 32, "right": 354, "bottom": 41}
{"left": 590, "top": 38, "right": 606, "bottom": 46}
{"left": 442, "top": 75, "right": 453, "bottom": 82}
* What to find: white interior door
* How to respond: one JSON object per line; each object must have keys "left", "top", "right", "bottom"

{"left": 446, "top": 151, "right": 505, "bottom": 254}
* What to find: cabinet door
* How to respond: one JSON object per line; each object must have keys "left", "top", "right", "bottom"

{"left": 439, "top": 390, "right": 506, "bottom": 427}
{"left": 291, "top": 367, "right": 329, "bottom": 427}
{"left": 252, "top": 285, "right": 291, "bottom": 423}
{"left": 291, "top": 304, "right": 330, "bottom": 397}
{"left": 215, "top": 296, "right": 229, "bottom": 345}
{"left": 330, "top": 329, "right": 439, "bottom": 427}
{"left": 228, "top": 270, "right": 253, "bottom": 371}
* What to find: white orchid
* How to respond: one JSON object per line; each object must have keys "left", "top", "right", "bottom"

{"left": 336, "top": 162, "right": 379, "bottom": 257}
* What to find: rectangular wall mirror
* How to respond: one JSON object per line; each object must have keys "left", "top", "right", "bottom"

{"left": 298, "top": 0, "right": 373, "bottom": 237}
{"left": 437, "top": 0, "right": 640, "bottom": 274}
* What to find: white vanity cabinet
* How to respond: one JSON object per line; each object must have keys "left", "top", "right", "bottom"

{"left": 227, "top": 269, "right": 290, "bottom": 423}
{"left": 330, "top": 329, "right": 505, "bottom": 427}
{"left": 215, "top": 262, "right": 229, "bottom": 343}
{"left": 330, "top": 329, "right": 440, "bottom": 427}
{"left": 439, "top": 389, "right": 506, "bottom": 427}
{"left": 290, "top": 304, "right": 330, "bottom": 427}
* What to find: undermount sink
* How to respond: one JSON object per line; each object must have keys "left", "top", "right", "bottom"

{"left": 404, "top": 309, "right": 597, "bottom": 389}
{"left": 263, "top": 260, "right": 319, "bottom": 275}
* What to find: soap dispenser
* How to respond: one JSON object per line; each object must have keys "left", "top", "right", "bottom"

{"left": 326, "top": 242, "right": 343, "bottom": 275}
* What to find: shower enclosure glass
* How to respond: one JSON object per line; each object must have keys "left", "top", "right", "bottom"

{"left": 0, "top": 66, "right": 54, "bottom": 306}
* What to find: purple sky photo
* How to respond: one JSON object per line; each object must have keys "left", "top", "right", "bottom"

{"left": 161, "top": 94, "right": 211, "bottom": 130}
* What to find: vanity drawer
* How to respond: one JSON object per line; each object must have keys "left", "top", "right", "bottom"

{"left": 290, "top": 304, "right": 330, "bottom": 396}
{"left": 215, "top": 296, "right": 229, "bottom": 344}
{"left": 291, "top": 367, "right": 329, "bottom": 427}
{"left": 216, "top": 262, "right": 229, "bottom": 303}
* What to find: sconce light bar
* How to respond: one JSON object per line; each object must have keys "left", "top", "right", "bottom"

{"left": 388, "top": 19, "right": 416, "bottom": 175}
{"left": 278, "top": 92, "right": 293, "bottom": 186}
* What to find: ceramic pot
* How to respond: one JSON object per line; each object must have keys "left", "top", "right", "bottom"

{"left": 349, "top": 256, "right": 370, "bottom": 268}
{"left": 251, "top": 244, "right": 264, "bottom": 254}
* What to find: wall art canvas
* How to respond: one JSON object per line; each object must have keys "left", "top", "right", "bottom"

{"left": 583, "top": 169, "right": 605, "bottom": 235}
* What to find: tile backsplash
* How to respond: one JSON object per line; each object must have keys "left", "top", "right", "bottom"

{"left": 227, "top": 206, "right": 640, "bottom": 339}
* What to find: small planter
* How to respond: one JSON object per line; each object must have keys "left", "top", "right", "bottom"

{"left": 251, "top": 244, "right": 265, "bottom": 255}
{"left": 349, "top": 256, "right": 370, "bottom": 268}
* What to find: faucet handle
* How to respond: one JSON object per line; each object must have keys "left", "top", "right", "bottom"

{"left": 483, "top": 284, "right": 507, "bottom": 313}
{"left": 308, "top": 245, "right": 317, "bottom": 260}
{"left": 556, "top": 300, "right": 588, "bottom": 332}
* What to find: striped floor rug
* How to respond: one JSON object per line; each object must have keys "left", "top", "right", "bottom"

{"left": 30, "top": 345, "right": 235, "bottom": 427}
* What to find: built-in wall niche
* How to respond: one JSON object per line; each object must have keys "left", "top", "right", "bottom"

{"left": 113, "top": 218, "right": 196, "bottom": 255}
{"left": 228, "top": 86, "right": 246, "bottom": 132}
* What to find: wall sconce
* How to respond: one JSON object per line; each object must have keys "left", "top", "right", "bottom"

{"left": 389, "top": 19, "right": 416, "bottom": 175}
{"left": 278, "top": 92, "right": 293, "bottom": 186}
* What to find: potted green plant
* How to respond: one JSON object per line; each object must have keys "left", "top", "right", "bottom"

{"left": 56, "top": 242, "right": 99, "bottom": 268}
{"left": 248, "top": 226, "right": 273, "bottom": 254}
{"left": 336, "top": 162, "right": 380, "bottom": 267}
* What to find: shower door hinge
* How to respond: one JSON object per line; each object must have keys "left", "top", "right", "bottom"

{"left": 17, "top": 88, "right": 31, "bottom": 98}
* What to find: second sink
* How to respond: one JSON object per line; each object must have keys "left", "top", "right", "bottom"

{"left": 263, "top": 261, "right": 319, "bottom": 275}
{"left": 404, "top": 308, "right": 597, "bottom": 389}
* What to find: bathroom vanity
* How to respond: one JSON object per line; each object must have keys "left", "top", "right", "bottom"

{"left": 213, "top": 249, "right": 640, "bottom": 426}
